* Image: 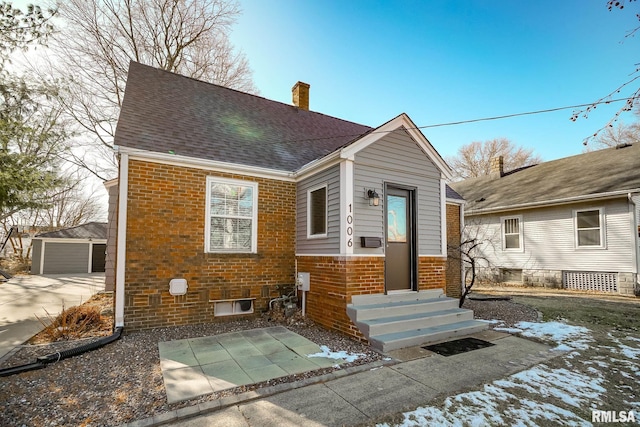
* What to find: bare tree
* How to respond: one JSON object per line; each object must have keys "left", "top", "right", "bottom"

{"left": 593, "top": 121, "right": 640, "bottom": 148}
{"left": 572, "top": 1, "right": 640, "bottom": 146}
{"left": 46, "top": 0, "right": 256, "bottom": 180}
{"left": 447, "top": 138, "right": 542, "bottom": 180}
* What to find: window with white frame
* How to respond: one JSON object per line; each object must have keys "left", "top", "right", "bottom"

{"left": 575, "top": 208, "right": 604, "bottom": 248}
{"left": 307, "top": 185, "right": 327, "bottom": 238}
{"left": 205, "top": 177, "right": 258, "bottom": 253}
{"left": 501, "top": 216, "right": 523, "bottom": 250}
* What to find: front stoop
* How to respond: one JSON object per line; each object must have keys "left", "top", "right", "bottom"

{"left": 347, "top": 290, "right": 488, "bottom": 352}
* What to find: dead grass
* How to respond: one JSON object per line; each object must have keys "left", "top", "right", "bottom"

{"left": 28, "top": 293, "right": 114, "bottom": 344}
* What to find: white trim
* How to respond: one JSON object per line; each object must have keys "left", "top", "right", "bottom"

{"left": 418, "top": 254, "right": 448, "bottom": 258}
{"left": 39, "top": 240, "right": 45, "bottom": 275}
{"left": 500, "top": 215, "right": 524, "bottom": 252}
{"left": 205, "top": 176, "right": 259, "bottom": 253}
{"left": 466, "top": 189, "right": 639, "bottom": 216}
{"left": 573, "top": 207, "right": 606, "bottom": 249}
{"left": 103, "top": 178, "right": 118, "bottom": 188}
{"left": 115, "top": 153, "right": 129, "bottom": 328}
{"left": 440, "top": 179, "right": 447, "bottom": 256}
{"left": 296, "top": 154, "right": 342, "bottom": 182}
{"left": 33, "top": 238, "right": 107, "bottom": 244}
{"left": 121, "top": 147, "right": 296, "bottom": 182}
{"left": 339, "top": 114, "right": 453, "bottom": 180}
{"left": 340, "top": 160, "right": 354, "bottom": 254}
{"left": 460, "top": 203, "right": 465, "bottom": 293}
{"left": 87, "top": 243, "right": 93, "bottom": 273}
{"left": 295, "top": 253, "right": 386, "bottom": 257}
{"left": 628, "top": 193, "right": 638, "bottom": 274}
{"left": 446, "top": 198, "right": 465, "bottom": 205}
{"left": 306, "top": 183, "right": 328, "bottom": 239}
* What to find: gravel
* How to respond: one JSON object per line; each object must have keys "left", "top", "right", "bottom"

{"left": 0, "top": 297, "right": 539, "bottom": 427}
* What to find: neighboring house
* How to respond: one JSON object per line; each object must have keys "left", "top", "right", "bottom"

{"left": 31, "top": 222, "right": 107, "bottom": 275}
{"left": 450, "top": 145, "right": 640, "bottom": 296}
{"left": 109, "top": 62, "right": 485, "bottom": 348}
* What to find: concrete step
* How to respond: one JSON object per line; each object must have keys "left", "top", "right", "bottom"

{"left": 347, "top": 297, "right": 459, "bottom": 322}
{"left": 350, "top": 290, "right": 444, "bottom": 306}
{"left": 356, "top": 308, "right": 474, "bottom": 337}
{"left": 369, "top": 320, "right": 489, "bottom": 352}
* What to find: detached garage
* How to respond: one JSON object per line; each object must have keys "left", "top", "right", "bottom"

{"left": 31, "top": 222, "right": 107, "bottom": 275}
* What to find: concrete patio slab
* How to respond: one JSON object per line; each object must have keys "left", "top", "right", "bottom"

{"left": 159, "top": 326, "right": 352, "bottom": 404}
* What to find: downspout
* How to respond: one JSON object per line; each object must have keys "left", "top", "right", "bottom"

{"left": 629, "top": 193, "right": 639, "bottom": 283}
{"left": 460, "top": 202, "right": 465, "bottom": 296}
{"left": 115, "top": 153, "right": 129, "bottom": 328}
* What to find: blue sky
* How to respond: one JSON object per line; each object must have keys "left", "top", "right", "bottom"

{"left": 231, "top": 0, "right": 639, "bottom": 161}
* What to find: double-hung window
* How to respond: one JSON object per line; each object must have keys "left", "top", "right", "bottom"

{"left": 205, "top": 177, "right": 258, "bottom": 253}
{"left": 501, "top": 215, "right": 523, "bottom": 251}
{"left": 574, "top": 208, "right": 604, "bottom": 248}
{"left": 307, "top": 184, "right": 327, "bottom": 238}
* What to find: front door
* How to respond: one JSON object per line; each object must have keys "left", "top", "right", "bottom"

{"left": 385, "top": 186, "right": 415, "bottom": 291}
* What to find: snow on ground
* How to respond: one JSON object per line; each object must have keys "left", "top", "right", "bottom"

{"left": 494, "top": 321, "right": 593, "bottom": 351}
{"left": 378, "top": 320, "right": 640, "bottom": 427}
{"left": 307, "top": 345, "right": 365, "bottom": 363}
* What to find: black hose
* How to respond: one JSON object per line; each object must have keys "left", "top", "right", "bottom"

{"left": 0, "top": 326, "right": 123, "bottom": 377}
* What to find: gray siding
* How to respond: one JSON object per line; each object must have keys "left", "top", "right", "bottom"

{"left": 105, "top": 184, "right": 118, "bottom": 290}
{"left": 466, "top": 199, "right": 635, "bottom": 272}
{"left": 296, "top": 165, "right": 341, "bottom": 254}
{"left": 42, "top": 242, "right": 90, "bottom": 274}
{"left": 31, "top": 239, "right": 43, "bottom": 274}
{"left": 354, "top": 129, "right": 442, "bottom": 255}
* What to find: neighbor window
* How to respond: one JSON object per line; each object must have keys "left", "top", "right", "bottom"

{"left": 575, "top": 208, "right": 604, "bottom": 248}
{"left": 205, "top": 177, "right": 257, "bottom": 253}
{"left": 307, "top": 185, "right": 327, "bottom": 237}
{"left": 501, "top": 216, "right": 523, "bottom": 251}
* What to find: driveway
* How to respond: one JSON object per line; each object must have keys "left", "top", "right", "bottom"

{"left": 0, "top": 273, "right": 105, "bottom": 360}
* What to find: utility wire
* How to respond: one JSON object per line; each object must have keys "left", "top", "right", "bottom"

{"left": 285, "top": 96, "right": 632, "bottom": 144}
{"left": 417, "top": 97, "right": 630, "bottom": 129}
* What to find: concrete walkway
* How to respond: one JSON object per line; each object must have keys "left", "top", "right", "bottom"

{"left": 160, "top": 327, "right": 347, "bottom": 404}
{"left": 125, "top": 330, "right": 555, "bottom": 427}
{"left": 0, "top": 273, "right": 105, "bottom": 360}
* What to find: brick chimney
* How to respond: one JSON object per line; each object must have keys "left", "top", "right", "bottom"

{"left": 292, "top": 81, "right": 310, "bottom": 110}
{"left": 490, "top": 156, "right": 504, "bottom": 178}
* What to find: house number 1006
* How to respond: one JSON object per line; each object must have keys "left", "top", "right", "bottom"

{"left": 347, "top": 204, "right": 353, "bottom": 247}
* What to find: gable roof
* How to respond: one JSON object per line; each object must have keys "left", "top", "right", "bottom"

{"left": 35, "top": 222, "right": 107, "bottom": 239}
{"left": 450, "top": 143, "right": 640, "bottom": 214}
{"left": 115, "top": 62, "right": 373, "bottom": 172}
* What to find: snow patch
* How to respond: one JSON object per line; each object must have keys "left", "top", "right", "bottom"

{"left": 307, "top": 345, "right": 365, "bottom": 363}
{"left": 496, "top": 321, "right": 592, "bottom": 351}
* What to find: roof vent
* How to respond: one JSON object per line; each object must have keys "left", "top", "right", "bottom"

{"left": 615, "top": 143, "right": 633, "bottom": 149}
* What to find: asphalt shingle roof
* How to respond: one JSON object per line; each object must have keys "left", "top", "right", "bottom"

{"left": 450, "top": 143, "right": 640, "bottom": 213}
{"left": 36, "top": 222, "right": 107, "bottom": 239}
{"left": 115, "top": 62, "right": 373, "bottom": 172}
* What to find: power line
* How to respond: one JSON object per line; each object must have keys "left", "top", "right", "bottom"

{"left": 416, "top": 97, "right": 630, "bottom": 129}
{"left": 284, "top": 97, "right": 632, "bottom": 144}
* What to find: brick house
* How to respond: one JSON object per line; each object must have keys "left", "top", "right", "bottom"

{"left": 109, "top": 62, "right": 483, "bottom": 348}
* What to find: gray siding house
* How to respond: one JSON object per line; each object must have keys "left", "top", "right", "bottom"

{"left": 108, "top": 62, "right": 486, "bottom": 349}
{"left": 31, "top": 222, "right": 108, "bottom": 275}
{"left": 450, "top": 144, "right": 640, "bottom": 296}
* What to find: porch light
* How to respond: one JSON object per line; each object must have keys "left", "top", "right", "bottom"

{"left": 366, "top": 189, "right": 380, "bottom": 206}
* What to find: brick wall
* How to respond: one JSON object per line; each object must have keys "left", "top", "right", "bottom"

{"left": 296, "top": 256, "right": 384, "bottom": 340}
{"left": 297, "top": 255, "right": 446, "bottom": 340}
{"left": 445, "top": 203, "right": 462, "bottom": 298}
{"left": 418, "top": 256, "right": 447, "bottom": 290}
{"left": 123, "top": 159, "right": 296, "bottom": 331}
